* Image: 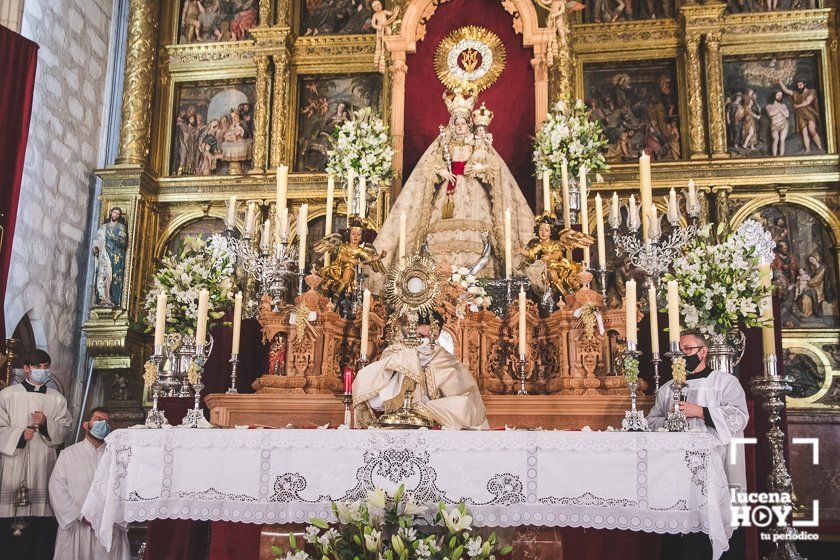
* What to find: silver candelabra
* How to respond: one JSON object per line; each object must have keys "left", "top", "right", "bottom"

{"left": 228, "top": 233, "right": 299, "bottom": 311}
{"left": 181, "top": 342, "right": 208, "bottom": 428}
{"left": 664, "top": 341, "right": 689, "bottom": 432}
{"left": 620, "top": 340, "right": 648, "bottom": 431}
{"left": 144, "top": 347, "right": 170, "bottom": 428}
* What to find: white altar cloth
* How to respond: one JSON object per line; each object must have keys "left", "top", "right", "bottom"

{"left": 82, "top": 428, "right": 733, "bottom": 558}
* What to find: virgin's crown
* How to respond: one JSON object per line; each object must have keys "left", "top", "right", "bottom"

{"left": 472, "top": 102, "right": 494, "bottom": 127}
{"left": 444, "top": 89, "right": 476, "bottom": 119}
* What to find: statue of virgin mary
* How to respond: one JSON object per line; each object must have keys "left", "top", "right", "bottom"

{"left": 373, "top": 91, "right": 534, "bottom": 280}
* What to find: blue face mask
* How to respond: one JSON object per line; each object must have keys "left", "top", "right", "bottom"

{"left": 89, "top": 420, "right": 111, "bottom": 440}
{"left": 29, "top": 368, "right": 49, "bottom": 384}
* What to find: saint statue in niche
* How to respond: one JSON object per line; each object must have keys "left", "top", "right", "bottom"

{"left": 92, "top": 207, "right": 128, "bottom": 307}
{"left": 374, "top": 91, "right": 534, "bottom": 280}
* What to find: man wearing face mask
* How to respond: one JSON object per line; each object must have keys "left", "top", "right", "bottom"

{"left": 49, "top": 407, "right": 129, "bottom": 560}
{"left": 0, "top": 349, "right": 72, "bottom": 559}
{"left": 646, "top": 331, "right": 749, "bottom": 560}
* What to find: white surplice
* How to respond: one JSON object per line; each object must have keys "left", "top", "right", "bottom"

{"left": 0, "top": 383, "right": 72, "bottom": 517}
{"left": 646, "top": 370, "right": 749, "bottom": 490}
{"left": 49, "top": 438, "right": 130, "bottom": 560}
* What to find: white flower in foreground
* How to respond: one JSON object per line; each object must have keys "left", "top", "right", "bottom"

{"left": 304, "top": 525, "right": 320, "bottom": 544}
{"left": 366, "top": 487, "right": 387, "bottom": 510}
{"left": 467, "top": 536, "right": 483, "bottom": 557}
{"left": 364, "top": 529, "right": 382, "bottom": 552}
{"left": 442, "top": 507, "right": 473, "bottom": 533}
{"left": 283, "top": 552, "right": 309, "bottom": 560}
{"left": 402, "top": 495, "right": 428, "bottom": 517}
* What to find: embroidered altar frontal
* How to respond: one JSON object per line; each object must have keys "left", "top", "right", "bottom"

{"left": 84, "top": 428, "right": 734, "bottom": 557}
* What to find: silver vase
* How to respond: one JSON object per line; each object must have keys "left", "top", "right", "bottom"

{"left": 158, "top": 333, "right": 214, "bottom": 397}
{"left": 705, "top": 330, "right": 744, "bottom": 375}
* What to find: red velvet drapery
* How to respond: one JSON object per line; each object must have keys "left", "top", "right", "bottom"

{"left": 402, "top": 0, "right": 537, "bottom": 208}
{"left": 0, "top": 26, "right": 38, "bottom": 339}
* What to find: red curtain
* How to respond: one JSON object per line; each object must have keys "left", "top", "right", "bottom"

{"left": 402, "top": 0, "right": 537, "bottom": 207}
{"left": 0, "top": 25, "right": 38, "bottom": 339}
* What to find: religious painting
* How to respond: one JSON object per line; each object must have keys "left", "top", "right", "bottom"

{"left": 584, "top": 0, "right": 675, "bottom": 23}
{"left": 295, "top": 73, "right": 383, "bottom": 172}
{"left": 723, "top": 53, "right": 826, "bottom": 158}
{"left": 178, "top": 0, "right": 259, "bottom": 43}
{"left": 583, "top": 59, "right": 682, "bottom": 163}
{"left": 166, "top": 217, "right": 226, "bottom": 255}
{"left": 299, "top": 0, "right": 374, "bottom": 35}
{"left": 92, "top": 207, "right": 128, "bottom": 307}
{"left": 782, "top": 349, "right": 824, "bottom": 399}
{"left": 725, "top": 0, "right": 817, "bottom": 14}
{"left": 170, "top": 81, "right": 257, "bottom": 176}
{"left": 749, "top": 203, "right": 838, "bottom": 328}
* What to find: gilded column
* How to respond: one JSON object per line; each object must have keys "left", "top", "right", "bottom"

{"left": 275, "top": 0, "right": 292, "bottom": 27}
{"left": 270, "top": 49, "right": 291, "bottom": 168}
{"left": 705, "top": 32, "right": 728, "bottom": 158}
{"left": 389, "top": 53, "right": 408, "bottom": 199}
{"left": 115, "top": 0, "right": 159, "bottom": 166}
{"left": 250, "top": 55, "right": 270, "bottom": 172}
{"left": 697, "top": 186, "right": 712, "bottom": 227}
{"left": 259, "top": 0, "right": 271, "bottom": 25}
{"left": 683, "top": 34, "right": 706, "bottom": 159}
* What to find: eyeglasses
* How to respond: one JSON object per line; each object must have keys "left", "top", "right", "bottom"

{"left": 680, "top": 345, "right": 703, "bottom": 354}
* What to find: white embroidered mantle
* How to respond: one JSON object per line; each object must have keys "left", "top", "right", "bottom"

{"left": 82, "top": 428, "right": 733, "bottom": 559}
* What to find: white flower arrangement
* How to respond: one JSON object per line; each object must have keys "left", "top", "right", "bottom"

{"left": 664, "top": 220, "right": 775, "bottom": 336}
{"left": 450, "top": 265, "right": 491, "bottom": 311}
{"left": 533, "top": 98, "right": 608, "bottom": 183}
{"left": 275, "top": 484, "right": 511, "bottom": 560}
{"left": 142, "top": 234, "right": 236, "bottom": 335}
{"left": 326, "top": 107, "right": 394, "bottom": 200}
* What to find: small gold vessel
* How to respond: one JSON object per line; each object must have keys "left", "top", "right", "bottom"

{"left": 376, "top": 387, "right": 433, "bottom": 429}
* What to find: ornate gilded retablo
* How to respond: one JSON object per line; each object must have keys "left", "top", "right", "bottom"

{"left": 434, "top": 26, "right": 506, "bottom": 94}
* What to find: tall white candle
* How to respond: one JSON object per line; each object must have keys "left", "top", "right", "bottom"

{"left": 231, "top": 291, "right": 243, "bottom": 354}
{"left": 561, "top": 159, "right": 571, "bottom": 227}
{"left": 154, "top": 292, "right": 167, "bottom": 347}
{"left": 260, "top": 219, "right": 271, "bottom": 251}
{"left": 595, "top": 194, "right": 606, "bottom": 269}
{"left": 542, "top": 169, "right": 551, "bottom": 213}
{"left": 245, "top": 202, "right": 257, "bottom": 235}
{"left": 518, "top": 286, "right": 527, "bottom": 356}
{"left": 358, "top": 176, "right": 367, "bottom": 217}
{"left": 649, "top": 204, "right": 658, "bottom": 237}
{"left": 226, "top": 195, "right": 237, "bottom": 228}
{"left": 195, "top": 289, "right": 209, "bottom": 346}
{"left": 281, "top": 208, "right": 289, "bottom": 241}
{"left": 325, "top": 176, "right": 335, "bottom": 267}
{"left": 688, "top": 179, "right": 697, "bottom": 210}
{"left": 360, "top": 289, "right": 371, "bottom": 358}
{"left": 639, "top": 152, "right": 652, "bottom": 240}
{"left": 504, "top": 208, "right": 512, "bottom": 278}
{"left": 276, "top": 165, "right": 288, "bottom": 211}
{"left": 579, "top": 167, "right": 589, "bottom": 265}
{"left": 346, "top": 171, "right": 355, "bottom": 218}
{"left": 758, "top": 263, "right": 776, "bottom": 357}
{"left": 668, "top": 187, "right": 679, "bottom": 222}
{"left": 667, "top": 280, "right": 680, "bottom": 343}
{"left": 625, "top": 279, "right": 637, "bottom": 344}
{"left": 398, "top": 211, "right": 407, "bottom": 260}
{"left": 610, "top": 192, "right": 620, "bottom": 227}
{"left": 298, "top": 204, "right": 308, "bottom": 271}
{"left": 648, "top": 284, "right": 659, "bottom": 352}
{"left": 628, "top": 195, "right": 638, "bottom": 230}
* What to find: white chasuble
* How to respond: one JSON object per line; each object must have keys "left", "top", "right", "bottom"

{"left": 0, "top": 383, "right": 72, "bottom": 517}
{"left": 49, "top": 439, "right": 129, "bottom": 560}
{"left": 646, "top": 370, "right": 749, "bottom": 490}
{"left": 353, "top": 342, "right": 488, "bottom": 429}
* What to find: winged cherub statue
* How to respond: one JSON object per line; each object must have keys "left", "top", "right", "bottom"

{"left": 517, "top": 213, "right": 594, "bottom": 297}
{"left": 314, "top": 215, "right": 387, "bottom": 297}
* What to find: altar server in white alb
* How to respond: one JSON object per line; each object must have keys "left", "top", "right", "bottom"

{"left": 646, "top": 331, "right": 749, "bottom": 491}
{"left": 49, "top": 407, "right": 129, "bottom": 560}
{"left": 0, "top": 349, "right": 72, "bottom": 559}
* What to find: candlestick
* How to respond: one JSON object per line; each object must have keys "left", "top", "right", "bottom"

{"left": 542, "top": 169, "right": 551, "bottom": 213}
{"left": 579, "top": 167, "right": 589, "bottom": 265}
{"left": 648, "top": 284, "right": 659, "bottom": 351}
{"left": 687, "top": 179, "right": 697, "bottom": 210}
{"left": 758, "top": 263, "right": 776, "bottom": 359}
{"left": 639, "top": 152, "right": 652, "bottom": 240}
{"left": 277, "top": 207, "right": 289, "bottom": 243}
{"left": 667, "top": 188, "right": 679, "bottom": 224}
{"left": 276, "top": 165, "right": 288, "bottom": 212}
{"left": 561, "top": 159, "right": 571, "bottom": 227}
{"left": 226, "top": 195, "right": 237, "bottom": 229}
{"left": 297, "top": 204, "right": 308, "bottom": 271}
{"left": 625, "top": 279, "right": 637, "bottom": 343}
{"left": 245, "top": 202, "right": 257, "bottom": 235}
{"left": 649, "top": 204, "right": 660, "bottom": 240}
{"left": 260, "top": 219, "right": 271, "bottom": 252}
{"left": 628, "top": 195, "right": 639, "bottom": 231}
{"left": 504, "top": 208, "right": 512, "bottom": 278}
{"left": 667, "top": 280, "right": 680, "bottom": 343}
{"left": 518, "top": 287, "right": 527, "bottom": 356}
{"left": 195, "top": 289, "right": 209, "bottom": 346}
{"left": 144, "top": 348, "right": 170, "bottom": 428}
{"left": 358, "top": 175, "right": 367, "bottom": 217}
{"left": 154, "top": 292, "right": 167, "bottom": 347}
{"left": 227, "top": 353, "right": 240, "bottom": 395}
{"left": 594, "top": 194, "right": 606, "bottom": 271}
{"left": 620, "top": 340, "right": 648, "bottom": 431}
{"left": 609, "top": 192, "right": 620, "bottom": 229}
{"left": 398, "top": 211, "right": 407, "bottom": 260}
{"left": 346, "top": 171, "right": 355, "bottom": 218}
{"left": 360, "top": 288, "right": 371, "bottom": 358}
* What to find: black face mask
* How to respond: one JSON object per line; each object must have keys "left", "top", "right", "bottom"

{"left": 684, "top": 353, "right": 702, "bottom": 373}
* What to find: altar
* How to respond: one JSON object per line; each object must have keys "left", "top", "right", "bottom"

{"left": 83, "top": 428, "right": 734, "bottom": 560}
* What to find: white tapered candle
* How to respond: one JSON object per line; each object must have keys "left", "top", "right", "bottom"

{"left": 595, "top": 194, "right": 606, "bottom": 269}
{"left": 639, "top": 153, "right": 652, "bottom": 239}
{"left": 648, "top": 284, "right": 659, "bottom": 352}
{"left": 625, "top": 279, "right": 637, "bottom": 344}
{"left": 226, "top": 195, "right": 237, "bottom": 228}
{"left": 667, "top": 280, "right": 680, "bottom": 343}
{"left": 579, "top": 166, "right": 589, "bottom": 265}
{"left": 518, "top": 287, "right": 527, "bottom": 356}
{"left": 561, "top": 159, "right": 570, "bottom": 227}
{"left": 504, "top": 208, "right": 512, "bottom": 278}
{"left": 154, "top": 292, "right": 167, "bottom": 347}
{"left": 231, "top": 291, "right": 243, "bottom": 354}
{"left": 358, "top": 176, "right": 367, "bottom": 217}
{"left": 360, "top": 289, "right": 371, "bottom": 358}
{"left": 325, "top": 176, "right": 335, "bottom": 267}
{"left": 298, "top": 204, "right": 308, "bottom": 271}
{"left": 276, "top": 166, "right": 288, "bottom": 212}
{"left": 542, "top": 170, "right": 551, "bottom": 213}
{"left": 195, "top": 289, "right": 209, "bottom": 346}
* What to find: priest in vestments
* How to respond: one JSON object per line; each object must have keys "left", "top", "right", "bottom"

{"left": 49, "top": 407, "right": 129, "bottom": 560}
{"left": 646, "top": 331, "right": 749, "bottom": 560}
{"left": 0, "top": 349, "right": 72, "bottom": 559}
{"left": 353, "top": 313, "right": 488, "bottom": 429}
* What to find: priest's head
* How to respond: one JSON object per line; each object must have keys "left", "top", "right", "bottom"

{"left": 679, "top": 332, "right": 708, "bottom": 373}
{"left": 83, "top": 407, "right": 112, "bottom": 444}
{"left": 22, "top": 349, "right": 52, "bottom": 386}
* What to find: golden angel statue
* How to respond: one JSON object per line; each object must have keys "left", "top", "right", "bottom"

{"left": 518, "top": 214, "right": 593, "bottom": 297}
{"left": 371, "top": 0, "right": 400, "bottom": 72}
{"left": 372, "top": 90, "right": 534, "bottom": 287}
{"left": 314, "top": 216, "right": 387, "bottom": 296}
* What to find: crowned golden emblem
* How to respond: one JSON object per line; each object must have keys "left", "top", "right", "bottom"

{"left": 434, "top": 26, "right": 506, "bottom": 94}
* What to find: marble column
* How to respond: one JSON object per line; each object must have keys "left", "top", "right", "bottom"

{"left": 270, "top": 50, "right": 291, "bottom": 168}
{"left": 705, "top": 32, "right": 728, "bottom": 159}
{"left": 115, "top": 0, "right": 159, "bottom": 166}
{"left": 683, "top": 34, "right": 706, "bottom": 159}
{"left": 251, "top": 54, "right": 270, "bottom": 172}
